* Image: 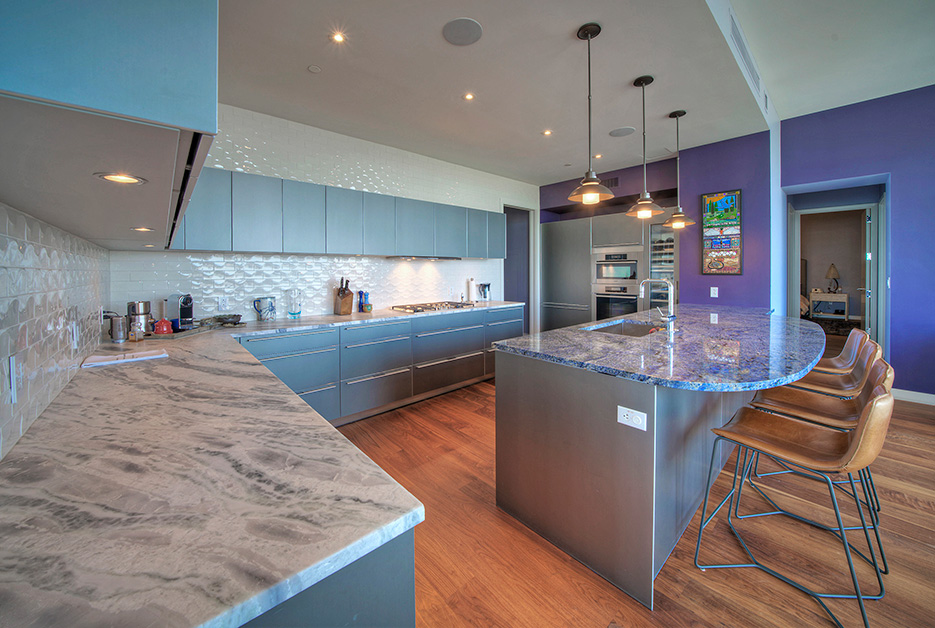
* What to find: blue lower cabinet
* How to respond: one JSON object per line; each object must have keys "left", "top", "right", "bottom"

{"left": 412, "top": 325, "right": 485, "bottom": 364}
{"left": 484, "top": 318, "right": 524, "bottom": 348}
{"left": 299, "top": 383, "right": 341, "bottom": 421}
{"left": 410, "top": 310, "right": 485, "bottom": 334}
{"left": 341, "top": 334, "right": 412, "bottom": 381}
{"left": 413, "top": 351, "right": 485, "bottom": 395}
{"left": 260, "top": 347, "right": 339, "bottom": 393}
{"left": 241, "top": 328, "right": 339, "bottom": 360}
{"left": 484, "top": 306, "right": 525, "bottom": 324}
{"left": 341, "top": 367, "right": 413, "bottom": 416}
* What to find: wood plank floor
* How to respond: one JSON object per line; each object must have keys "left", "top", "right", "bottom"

{"left": 340, "top": 353, "right": 935, "bottom": 627}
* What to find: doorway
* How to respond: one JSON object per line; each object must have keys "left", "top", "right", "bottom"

{"left": 504, "top": 206, "right": 531, "bottom": 334}
{"left": 788, "top": 195, "right": 887, "bottom": 352}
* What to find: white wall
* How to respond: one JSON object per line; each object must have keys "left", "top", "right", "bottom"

{"left": 0, "top": 202, "right": 109, "bottom": 459}
{"left": 111, "top": 104, "right": 539, "bottom": 318}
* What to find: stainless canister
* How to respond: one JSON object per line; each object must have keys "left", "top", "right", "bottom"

{"left": 127, "top": 301, "right": 151, "bottom": 317}
{"left": 109, "top": 316, "right": 128, "bottom": 343}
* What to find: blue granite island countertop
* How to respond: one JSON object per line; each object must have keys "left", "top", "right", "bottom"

{"left": 493, "top": 305, "right": 825, "bottom": 391}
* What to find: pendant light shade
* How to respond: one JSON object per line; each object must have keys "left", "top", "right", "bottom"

{"left": 625, "top": 75, "right": 664, "bottom": 219}
{"left": 662, "top": 110, "right": 696, "bottom": 230}
{"left": 568, "top": 23, "right": 614, "bottom": 206}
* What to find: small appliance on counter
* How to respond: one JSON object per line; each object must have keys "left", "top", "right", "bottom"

{"left": 127, "top": 301, "right": 153, "bottom": 333}
{"left": 168, "top": 293, "right": 195, "bottom": 331}
{"left": 253, "top": 296, "right": 276, "bottom": 321}
{"left": 477, "top": 283, "right": 491, "bottom": 301}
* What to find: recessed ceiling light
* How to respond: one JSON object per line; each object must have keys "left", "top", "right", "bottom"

{"left": 609, "top": 126, "right": 636, "bottom": 138}
{"left": 463, "top": 93, "right": 475, "bottom": 101}
{"left": 594, "top": 154, "right": 603, "bottom": 159}
{"left": 143, "top": 244, "right": 155, "bottom": 248}
{"left": 332, "top": 31, "right": 345, "bottom": 43}
{"left": 307, "top": 64, "right": 322, "bottom": 74}
{"left": 95, "top": 172, "right": 147, "bottom": 185}
{"left": 543, "top": 130, "right": 552, "bottom": 136}
{"left": 131, "top": 227, "right": 153, "bottom": 232}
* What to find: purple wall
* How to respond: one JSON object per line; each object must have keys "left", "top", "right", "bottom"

{"left": 782, "top": 85, "right": 935, "bottom": 395}
{"left": 678, "top": 131, "right": 772, "bottom": 308}
{"left": 539, "top": 159, "right": 677, "bottom": 211}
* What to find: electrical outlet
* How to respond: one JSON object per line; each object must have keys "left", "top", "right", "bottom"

{"left": 70, "top": 321, "right": 79, "bottom": 350}
{"left": 617, "top": 405, "right": 648, "bottom": 431}
{"left": 710, "top": 313, "right": 719, "bottom": 324}
{"left": 8, "top": 353, "right": 24, "bottom": 406}
{"left": 218, "top": 296, "right": 230, "bottom": 311}
{"left": 710, "top": 287, "right": 719, "bottom": 298}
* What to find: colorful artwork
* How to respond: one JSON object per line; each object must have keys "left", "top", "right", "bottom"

{"left": 701, "top": 190, "right": 742, "bottom": 275}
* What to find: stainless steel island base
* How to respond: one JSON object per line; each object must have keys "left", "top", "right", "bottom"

{"left": 495, "top": 351, "right": 749, "bottom": 609}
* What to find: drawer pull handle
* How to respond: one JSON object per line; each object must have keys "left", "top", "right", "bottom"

{"left": 260, "top": 347, "right": 336, "bottom": 362}
{"left": 485, "top": 319, "right": 523, "bottom": 327}
{"left": 246, "top": 329, "right": 336, "bottom": 342}
{"left": 300, "top": 383, "right": 338, "bottom": 395}
{"left": 345, "top": 368, "right": 410, "bottom": 385}
{"left": 344, "top": 335, "right": 409, "bottom": 349}
{"left": 415, "top": 324, "right": 484, "bottom": 338}
{"left": 344, "top": 322, "right": 408, "bottom": 334}
{"left": 415, "top": 351, "right": 485, "bottom": 369}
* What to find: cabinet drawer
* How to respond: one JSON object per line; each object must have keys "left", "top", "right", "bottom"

{"left": 341, "top": 320, "right": 411, "bottom": 344}
{"left": 261, "top": 347, "right": 339, "bottom": 394}
{"left": 485, "top": 348, "right": 496, "bottom": 375}
{"left": 485, "top": 318, "right": 524, "bottom": 348}
{"left": 341, "top": 367, "right": 413, "bottom": 416}
{"left": 299, "top": 383, "right": 341, "bottom": 422}
{"left": 412, "top": 325, "right": 485, "bottom": 364}
{"left": 413, "top": 351, "right": 485, "bottom": 395}
{"left": 341, "top": 334, "right": 412, "bottom": 381}
{"left": 241, "top": 328, "right": 339, "bottom": 359}
{"left": 485, "top": 306, "right": 524, "bottom": 324}
{"left": 410, "top": 309, "right": 485, "bottom": 334}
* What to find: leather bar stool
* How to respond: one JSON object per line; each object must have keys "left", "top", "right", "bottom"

{"left": 695, "top": 386, "right": 894, "bottom": 628}
{"left": 814, "top": 328, "right": 869, "bottom": 374}
{"left": 789, "top": 339, "right": 882, "bottom": 397}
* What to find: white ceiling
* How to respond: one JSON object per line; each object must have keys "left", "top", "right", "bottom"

{"left": 218, "top": 0, "right": 935, "bottom": 187}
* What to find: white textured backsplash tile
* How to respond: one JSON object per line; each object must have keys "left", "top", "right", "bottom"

{"left": 109, "top": 251, "right": 504, "bottom": 320}
{"left": 0, "top": 202, "right": 109, "bottom": 460}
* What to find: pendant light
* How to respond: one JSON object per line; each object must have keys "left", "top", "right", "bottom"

{"left": 568, "top": 23, "right": 614, "bottom": 206}
{"left": 662, "top": 110, "right": 696, "bottom": 230}
{"left": 625, "top": 75, "right": 664, "bottom": 219}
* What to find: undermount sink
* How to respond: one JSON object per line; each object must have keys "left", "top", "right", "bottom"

{"left": 592, "top": 322, "right": 659, "bottom": 337}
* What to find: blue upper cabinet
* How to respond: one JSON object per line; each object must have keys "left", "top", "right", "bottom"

{"left": 0, "top": 1, "right": 217, "bottom": 134}
{"left": 326, "top": 187, "right": 364, "bottom": 255}
{"left": 283, "top": 179, "right": 326, "bottom": 254}
{"left": 232, "top": 172, "right": 283, "bottom": 252}
{"left": 396, "top": 198, "right": 435, "bottom": 257}
{"left": 488, "top": 212, "right": 507, "bottom": 259}
{"left": 185, "top": 168, "right": 232, "bottom": 251}
{"left": 435, "top": 205, "right": 467, "bottom": 258}
{"left": 363, "top": 192, "right": 396, "bottom": 256}
{"left": 169, "top": 217, "right": 185, "bottom": 250}
{"left": 467, "top": 209, "right": 488, "bottom": 258}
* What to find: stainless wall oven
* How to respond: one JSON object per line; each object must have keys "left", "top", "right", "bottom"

{"left": 591, "top": 245, "right": 643, "bottom": 320}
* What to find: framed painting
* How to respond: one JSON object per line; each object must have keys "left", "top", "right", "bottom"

{"left": 701, "top": 189, "right": 742, "bottom": 275}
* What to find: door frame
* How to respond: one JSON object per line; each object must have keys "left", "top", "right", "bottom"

{"left": 503, "top": 204, "right": 538, "bottom": 333}
{"left": 787, "top": 201, "right": 888, "bottom": 353}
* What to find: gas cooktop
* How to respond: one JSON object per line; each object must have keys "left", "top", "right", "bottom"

{"left": 391, "top": 301, "right": 476, "bottom": 313}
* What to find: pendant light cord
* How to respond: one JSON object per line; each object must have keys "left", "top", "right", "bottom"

{"left": 641, "top": 83, "right": 647, "bottom": 194}
{"left": 587, "top": 34, "right": 593, "bottom": 173}
{"left": 676, "top": 115, "right": 680, "bottom": 208}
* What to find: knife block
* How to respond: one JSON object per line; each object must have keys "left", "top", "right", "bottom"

{"left": 334, "top": 290, "right": 353, "bottom": 315}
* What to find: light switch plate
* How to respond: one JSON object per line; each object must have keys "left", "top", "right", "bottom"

{"left": 710, "top": 287, "right": 719, "bottom": 298}
{"left": 617, "top": 405, "right": 647, "bottom": 431}
{"left": 218, "top": 296, "right": 230, "bottom": 312}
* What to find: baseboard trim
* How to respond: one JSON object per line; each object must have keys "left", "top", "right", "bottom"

{"left": 893, "top": 388, "right": 935, "bottom": 406}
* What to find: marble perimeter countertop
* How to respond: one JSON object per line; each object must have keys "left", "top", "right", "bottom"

{"left": 493, "top": 304, "right": 825, "bottom": 392}
{"left": 0, "top": 301, "right": 523, "bottom": 628}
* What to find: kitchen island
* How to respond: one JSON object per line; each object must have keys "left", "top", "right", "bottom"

{"left": 0, "top": 302, "right": 517, "bottom": 628}
{"left": 492, "top": 305, "right": 825, "bottom": 609}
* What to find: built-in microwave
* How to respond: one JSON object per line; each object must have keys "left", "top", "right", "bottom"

{"left": 591, "top": 245, "right": 641, "bottom": 285}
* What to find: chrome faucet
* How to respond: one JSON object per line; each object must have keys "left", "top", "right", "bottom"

{"left": 639, "top": 278, "right": 676, "bottom": 322}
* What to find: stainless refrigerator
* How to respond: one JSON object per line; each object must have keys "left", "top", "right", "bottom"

{"left": 540, "top": 219, "right": 593, "bottom": 331}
